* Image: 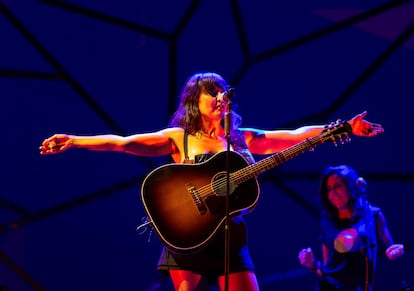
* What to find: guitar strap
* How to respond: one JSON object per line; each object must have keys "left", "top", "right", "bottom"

{"left": 183, "top": 130, "right": 193, "bottom": 164}
{"left": 183, "top": 129, "right": 255, "bottom": 165}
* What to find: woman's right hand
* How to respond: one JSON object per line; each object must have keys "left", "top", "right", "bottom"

{"left": 298, "top": 247, "right": 315, "bottom": 270}
{"left": 39, "top": 134, "right": 74, "bottom": 155}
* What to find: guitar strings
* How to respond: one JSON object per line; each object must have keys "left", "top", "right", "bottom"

{"left": 193, "top": 145, "right": 307, "bottom": 198}
{"left": 193, "top": 132, "right": 339, "bottom": 199}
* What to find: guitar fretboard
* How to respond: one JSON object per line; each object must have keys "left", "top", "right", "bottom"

{"left": 231, "top": 121, "right": 351, "bottom": 185}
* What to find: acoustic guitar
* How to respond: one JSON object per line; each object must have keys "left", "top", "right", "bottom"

{"left": 141, "top": 120, "right": 351, "bottom": 254}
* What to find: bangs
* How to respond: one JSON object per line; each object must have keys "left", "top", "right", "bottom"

{"left": 197, "top": 73, "right": 228, "bottom": 93}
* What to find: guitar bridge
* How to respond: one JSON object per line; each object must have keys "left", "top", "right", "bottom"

{"left": 186, "top": 183, "right": 207, "bottom": 214}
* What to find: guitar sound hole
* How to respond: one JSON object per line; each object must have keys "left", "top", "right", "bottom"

{"left": 212, "top": 172, "right": 236, "bottom": 197}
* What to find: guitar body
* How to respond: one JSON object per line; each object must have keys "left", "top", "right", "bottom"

{"left": 141, "top": 151, "right": 259, "bottom": 254}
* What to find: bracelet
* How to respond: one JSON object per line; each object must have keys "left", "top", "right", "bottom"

{"left": 311, "top": 259, "right": 319, "bottom": 271}
{"left": 312, "top": 259, "right": 324, "bottom": 276}
{"left": 344, "top": 121, "right": 353, "bottom": 135}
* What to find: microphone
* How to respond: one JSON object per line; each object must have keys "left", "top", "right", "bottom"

{"left": 224, "top": 88, "right": 236, "bottom": 100}
{"left": 216, "top": 88, "right": 235, "bottom": 105}
{"left": 223, "top": 88, "right": 235, "bottom": 136}
{"left": 356, "top": 177, "right": 367, "bottom": 193}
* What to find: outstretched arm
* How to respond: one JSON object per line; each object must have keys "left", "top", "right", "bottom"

{"left": 244, "top": 111, "right": 383, "bottom": 154}
{"left": 39, "top": 128, "right": 178, "bottom": 157}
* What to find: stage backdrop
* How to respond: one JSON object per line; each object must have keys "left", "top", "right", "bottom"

{"left": 1, "top": 1, "right": 413, "bottom": 290}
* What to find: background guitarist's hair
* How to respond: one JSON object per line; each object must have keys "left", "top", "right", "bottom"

{"left": 319, "top": 165, "right": 368, "bottom": 221}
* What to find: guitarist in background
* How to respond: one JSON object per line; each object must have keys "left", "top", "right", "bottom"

{"left": 298, "top": 165, "right": 404, "bottom": 290}
{"left": 40, "top": 72, "right": 384, "bottom": 291}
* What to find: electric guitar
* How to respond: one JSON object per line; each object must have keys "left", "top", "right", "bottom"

{"left": 141, "top": 120, "right": 352, "bottom": 254}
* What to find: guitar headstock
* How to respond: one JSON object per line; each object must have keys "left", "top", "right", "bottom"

{"left": 321, "top": 119, "right": 352, "bottom": 146}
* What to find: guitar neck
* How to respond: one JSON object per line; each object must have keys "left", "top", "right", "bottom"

{"left": 232, "top": 135, "right": 325, "bottom": 183}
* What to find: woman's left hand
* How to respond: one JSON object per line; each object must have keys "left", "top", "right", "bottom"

{"left": 348, "top": 111, "right": 384, "bottom": 137}
{"left": 386, "top": 244, "right": 404, "bottom": 260}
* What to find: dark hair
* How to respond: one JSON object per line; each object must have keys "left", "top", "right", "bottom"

{"left": 168, "top": 72, "right": 241, "bottom": 134}
{"left": 319, "top": 165, "right": 366, "bottom": 220}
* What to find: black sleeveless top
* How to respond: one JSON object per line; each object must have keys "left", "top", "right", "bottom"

{"left": 156, "top": 130, "right": 255, "bottom": 280}
{"left": 319, "top": 206, "right": 381, "bottom": 290}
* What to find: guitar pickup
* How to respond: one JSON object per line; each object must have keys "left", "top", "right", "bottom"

{"left": 186, "top": 183, "right": 207, "bottom": 215}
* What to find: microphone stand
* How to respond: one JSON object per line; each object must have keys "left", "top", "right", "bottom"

{"left": 224, "top": 98, "right": 232, "bottom": 291}
{"left": 361, "top": 193, "right": 375, "bottom": 291}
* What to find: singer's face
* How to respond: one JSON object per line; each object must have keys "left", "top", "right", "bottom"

{"left": 326, "top": 174, "right": 350, "bottom": 210}
{"left": 198, "top": 89, "right": 227, "bottom": 121}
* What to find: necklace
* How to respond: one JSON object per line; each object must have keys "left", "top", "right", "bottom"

{"left": 197, "top": 130, "right": 222, "bottom": 140}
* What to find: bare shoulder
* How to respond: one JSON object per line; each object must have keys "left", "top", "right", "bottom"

{"left": 239, "top": 127, "right": 265, "bottom": 143}
{"left": 159, "top": 127, "right": 185, "bottom": 162}
{"left": 159, "top": 127, "right": 185, "bottom": 140}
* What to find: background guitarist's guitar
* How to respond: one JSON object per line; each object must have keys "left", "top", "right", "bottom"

{"left": 141, "top": 120, "right": 352, "bottom": 254}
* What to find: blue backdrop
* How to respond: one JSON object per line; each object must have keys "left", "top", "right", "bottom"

{"left": 1, "top": 1, "right": 413, "bottom": 290}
